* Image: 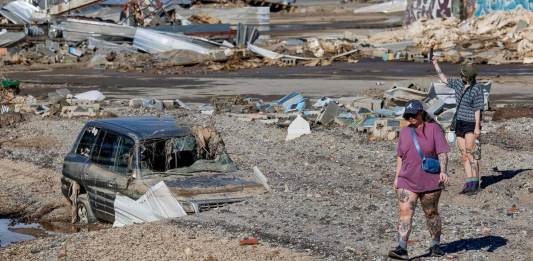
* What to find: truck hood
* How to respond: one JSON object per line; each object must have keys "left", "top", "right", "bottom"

{"left": 142, "top": 170, "right": 267, "bottom": 202}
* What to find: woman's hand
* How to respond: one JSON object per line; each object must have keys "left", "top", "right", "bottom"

{"left": 394, "top": 176, "right": 398, "bottom": 189}
{"left": 439, "top": 172, "right": 449, "bottom": 186}
{"left": 474, "top": 127, "right": 481, "bottom": 139}
{"left": 432, "top": 55, "right": 438, "bottom": 65}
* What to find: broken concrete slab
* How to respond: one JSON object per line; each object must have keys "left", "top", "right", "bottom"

{"left": 424, "top": 97, "right": 445, "bottom": 116}
{"left": 436, "top": 108, "right": 456, "bottom": 130}
{"left": 315, "top": 101, "right": 339, "bottom": 125}
{"left": 60, "top": 105, "right": 100, "bottom": 118}
{"left": 338, "top": 97, "right": 383, "bottom": 112}
{"left": 129, "top": 98, "right": 163, "bottom": 111}
{"left": 428, "top": 80, "right": 492, "bottom": 111}
{"left": 384, "top": 86, "right": 427, "bottom": 105}
{"left": 371, "top": 119, "right": 400, "bottom": 141}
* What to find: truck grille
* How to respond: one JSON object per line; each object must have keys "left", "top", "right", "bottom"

{"left": 196, "top": 199, "right": 242, "bottom": 212}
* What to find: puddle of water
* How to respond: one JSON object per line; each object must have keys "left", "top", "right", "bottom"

{"left": 0, "top": 219, "right": 42, "bottom": 247}
{"left": 0, "top": 219, "right": 107, "bottom": 247}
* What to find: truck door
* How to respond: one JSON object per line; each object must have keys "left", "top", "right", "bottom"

{"left": 86, "top": 130, "right": 122, "bottom": 222}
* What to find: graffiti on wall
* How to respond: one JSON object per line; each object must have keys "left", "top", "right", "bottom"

{"left": 405, "top": 0, "right": 452, "bottom": 24}
{"left": 474, "top": 0, "right": 532, "bottom": 16}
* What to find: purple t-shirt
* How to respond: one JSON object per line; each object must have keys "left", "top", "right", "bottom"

{"left": 396, "top": 122, "right": 450, "bottom": 193}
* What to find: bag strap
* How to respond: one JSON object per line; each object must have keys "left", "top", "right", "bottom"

{"left": 451, "top": 84, "right": 473, "bottom": 123}
{"left": 409, "top": 127, "right": 426, "bottom": 161}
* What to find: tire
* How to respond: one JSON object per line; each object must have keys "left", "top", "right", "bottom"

{"left": 76, "top": 194, "right": 97, "bottom": 224}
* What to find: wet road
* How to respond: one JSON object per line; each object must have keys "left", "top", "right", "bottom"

{"left": 6, "top": 59, "right": 533, "bottom": 104}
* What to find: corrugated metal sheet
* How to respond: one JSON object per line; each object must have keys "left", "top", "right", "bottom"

{"left": 53, "top": 18, "right": 137, "bottom": 42}
{"left": 88, "top": 37, "right": 137, "bottom": 53}
{"left": 133, "top": 28, "right": 211, "bottom": 55}
{"left": 0, "top": 9, "right": 26, "bottom": 25}
{"left": 2, "top": 0, "right": 47, "bottom": 24}
{"left": 0, "top": 29, "right": 26, "bottom": 47}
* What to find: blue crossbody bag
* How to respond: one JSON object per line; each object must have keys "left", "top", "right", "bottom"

{"left": 409, "top": 127, "right": 441, "bottom": 174}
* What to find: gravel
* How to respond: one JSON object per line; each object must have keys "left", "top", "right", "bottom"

{"left": 0, "top": 109, "right": 531, "bottom": 260}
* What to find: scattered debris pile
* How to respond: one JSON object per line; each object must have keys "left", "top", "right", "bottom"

{"left": 0, "top": 0, "right": 309, "bottom": 71}
{"left": 409, "top": 9, "right": 533, "bottom": 64}
{"left": 0, "top": 77, "right": 112, "bottom": 118}
{"left": 371, "top": 10, "right": 533, "bottom": 64}
{"left": 212, "top": 80, "right": 492, "bottom": 141}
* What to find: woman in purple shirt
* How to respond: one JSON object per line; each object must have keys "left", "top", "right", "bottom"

{"left": 388, "top": 100, "right": 450, "bottom": 260}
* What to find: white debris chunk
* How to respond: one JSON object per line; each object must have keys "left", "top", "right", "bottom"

{"left": 253, "top": 166, "right": 271, "bottom": 192}
{"left": 286, "top": 115, "right": 311, "bottom": 141}
{"left": 113, "top": 181, "right": 187, "bottom": 227}
{"left": 74, "top": 90, "right": 106, "bottom": 102}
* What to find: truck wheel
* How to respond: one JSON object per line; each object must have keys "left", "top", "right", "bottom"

{"left": 76, "top": 194, "right": 97, "bottom": 224}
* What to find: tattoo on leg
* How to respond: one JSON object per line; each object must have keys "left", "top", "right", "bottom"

{"left": 438, "top": 153, "right": 448, "bottom": 174}
{"left": 421, "top": 191, "right": 442, "bottom": 240}
{"left": 398, "top": 189, "right": 409, "bottom": 203}
{"left": 426, "top": 212, "right": 442, "bottom": 240}
{"left": 409, "top": 199, "right": 417, "bottom": 211}
{"left": 398, "top": 221, "right": 412, "bottom": 241}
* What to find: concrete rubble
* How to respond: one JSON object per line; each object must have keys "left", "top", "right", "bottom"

{"left": 202, "top": 78, "right": 492, "bottom": 141}
{"left": 0, "top": 0, "right": 334, "bottom": 71}
{"left": 0, "top": 1, "right": 531, "bottom": 260}
{"left": 0, "top": 78, "right": 110, "bottom": 118}
{"left": 370, "top": 9, "right": 533, "bottom": 64}
{"left": 0, "top": 0, "right": 530, "bottom": 70}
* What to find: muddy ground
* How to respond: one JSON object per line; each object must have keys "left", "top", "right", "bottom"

{"left": 1, "top": 1, "right": 532, "bottom": 258}
{"left": 0, "top": 104, "right": 531, "bottom": 260}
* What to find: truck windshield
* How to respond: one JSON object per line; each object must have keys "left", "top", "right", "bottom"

{"left": 139, "top": 128, "right": 238, "bottom": 177}
{"left": 140, "top": 135, "right": 197, "bottom": 174}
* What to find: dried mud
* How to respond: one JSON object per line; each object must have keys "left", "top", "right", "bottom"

{"left": 0, "top": 108, "right": 531, "bottom": 260}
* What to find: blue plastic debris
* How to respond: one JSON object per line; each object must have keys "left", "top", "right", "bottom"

{"left": 337, "top": 112, "right": 354, "bottom": 119}
{"left": 393, "top": 106, "right": 405, "bottom": 116}
{"left": 277, "top": 92, "right": 305, "bottom": 113}
{"left": 375, "top": 108, "right": 395, "bottom": 117}
{"left": 313, "top": 97, "right": 333, "bottom": 108}
{"left": 68, "top": 47, "right": 83, "bottom": 57}
{"left": 362, "top": 116, "right": 376, "bottom": 128}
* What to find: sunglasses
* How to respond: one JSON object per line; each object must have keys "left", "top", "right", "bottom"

{"left": 403, "top": 113, "right": 418, "bottom": 120}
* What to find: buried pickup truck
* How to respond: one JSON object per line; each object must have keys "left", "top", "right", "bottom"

{"left": 61, "top": 117, "right": 267, "bottom": 224}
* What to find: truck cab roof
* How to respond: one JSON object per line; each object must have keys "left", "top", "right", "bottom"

{"left": 86, "top": 117, "right": 191, "bottom": 140}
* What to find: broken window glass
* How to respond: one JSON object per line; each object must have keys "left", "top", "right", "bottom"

{"left": 115, "top": 136, "right": 135, "bottom": 176}
{"left": 91, "top": 131, "right": 120, "bottom": 171}
{"left": 76, "top": 127, "right": 99, "bottom": 158}
{"left": 140, "top": 135, "right": 198, "bottom": 174}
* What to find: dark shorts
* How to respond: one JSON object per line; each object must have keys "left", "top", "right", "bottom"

{"left": 455, "top": 120, "right": 477, "bottom": 138}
